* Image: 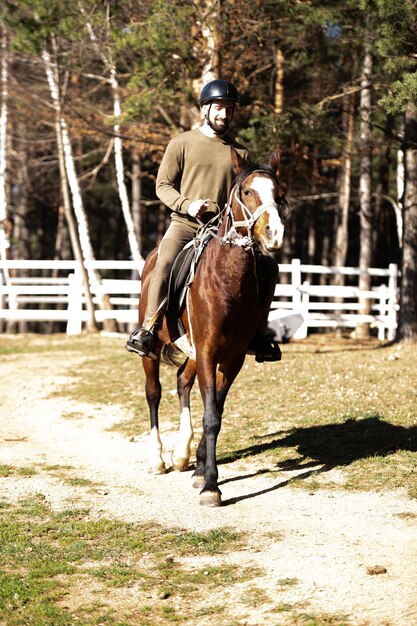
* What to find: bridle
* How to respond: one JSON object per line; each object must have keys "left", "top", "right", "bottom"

{"left": 220, "top": 170, "right": 286, "bottom": 248}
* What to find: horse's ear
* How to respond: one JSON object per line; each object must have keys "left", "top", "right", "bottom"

{"left": 269, "top": 152, "right": 281, "bottom": 176}
{"left": 231, "top": 148, "right": 251, "bottom": 174}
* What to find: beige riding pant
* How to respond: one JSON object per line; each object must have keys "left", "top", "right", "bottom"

{"left": 145, "top": 217, "right": 198, "bottom": 321}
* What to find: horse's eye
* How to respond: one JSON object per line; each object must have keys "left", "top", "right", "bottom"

{"left": 243, "top": 189, "right": 251, "bottom": 197}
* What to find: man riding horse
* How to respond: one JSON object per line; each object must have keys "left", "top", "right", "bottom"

{"left": 126, "top": 79, "right": 281, "bottom": 363}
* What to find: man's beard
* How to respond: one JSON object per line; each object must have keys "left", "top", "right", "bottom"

{"left": 210, "top": 117, "right": 230, "bottom": 134}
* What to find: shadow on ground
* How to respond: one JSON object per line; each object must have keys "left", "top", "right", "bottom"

{"left": 218, "top": 416, "right": 417, "bottom": 505}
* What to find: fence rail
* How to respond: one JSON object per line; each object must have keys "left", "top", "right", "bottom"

{"left": 0, "top": 259, "right": 399, "bottom": 340}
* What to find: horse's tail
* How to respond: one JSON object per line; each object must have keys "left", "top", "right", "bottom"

{"left": 160, "top": 343, "right": 188, "bottom": 368}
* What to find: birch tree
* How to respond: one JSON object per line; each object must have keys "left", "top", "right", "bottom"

{"left": 190, "top": 0, "right": 220, "bottom": 121}
{"left": 0, "top": 23, "right": 10, "bottom": 284}
{"left": 397, "top": 101, "right": 417, "bottom": 342}
{"left": 42, "top": 43, "right": 117, "bottom": 332}
{"left": 54, "top": 95, "right": 98, "bottom": 333}
{"left": 80, "top": 0, "right": 144, "bottom": 270}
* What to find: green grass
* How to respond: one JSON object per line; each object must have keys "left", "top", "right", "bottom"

{"left": 0, "top": 495, "right": 249, "bottom": 625}
{"left": 292, "top": 614, "right": 352, "bottom": 626}
{"left": 0, "top": 464, "right": 38, "bottom": 477}
{"left": 0, "top": 462, "right": 104, "bottom": 491}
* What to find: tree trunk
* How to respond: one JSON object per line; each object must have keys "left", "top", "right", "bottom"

{"left": 0, "top": 23, "right": 11, "bottom": 334}
{"left": 0, "top": 23, "right": 10, "bottom": 282}
{"left": 131, "top": 150, "right": 143, "bottom": 266}
{"left": 55, "top": 114, "right": 98, "bottom": 333}
{"left": 12, "top": 122, "right": 32, "bottom": 332}
{"left": 357, "top": 39, "right": 373, "bottom": 337}
{"left": 274, "top": 47, "right": 284, "bottom": 116}
{"left": 189, "top": 0, "right": 220, "bottom": 128}
{"left": 396, "top": 119, "right": 405, "bottom": 246}
{"left": 306, "top": 144, "right": 319, "bottom": 284}
{"left": 110, "top": 67, "right": 144, "bottom": 269}
{"left": 333, "top": 91, "right": 355, "bottom": 283}
{"left": 397, "top": 102, "right": 417, "bottom": 342}
{"left": 83, "top": 2, "right": 144, "bottom": 270}
{"left": 42, "top": 45, "right": 117, "bottom": 332}
{"left": 12, "top": 123, "right": 31, "bottom": 260}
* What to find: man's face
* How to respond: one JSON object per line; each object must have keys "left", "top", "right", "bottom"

{"left": 204, "top": 100, "right": 235, "bottom": 134}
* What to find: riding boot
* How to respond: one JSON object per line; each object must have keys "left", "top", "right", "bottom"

{"left": 126, "top": 316, "right": 159, "bottom": 358}
{"left": 126, "top": 328, "right": 155, "bottom": 357}
{"left": 253, "top": 330, "right": 282, "bottom": 362}
{"left": 247, "top": 329, "right": 282, "bottom": 362}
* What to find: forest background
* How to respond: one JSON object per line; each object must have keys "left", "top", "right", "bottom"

{"left": 0, "top": 0, "right": 417, "bottom": 340}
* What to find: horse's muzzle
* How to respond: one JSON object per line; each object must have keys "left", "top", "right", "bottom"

{"left": 260, "top": 240, "right": 283, "bottom": 261}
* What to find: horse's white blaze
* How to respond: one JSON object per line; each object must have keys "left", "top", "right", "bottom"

{"left": 250, "top": 175, "right": 284, "bottom": 249}
{"left": 149, "top": 425, "right": 165, "bottom": 473}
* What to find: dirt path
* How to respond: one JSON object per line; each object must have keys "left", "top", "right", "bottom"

{"left": 1, "top": 348, "right": 417, "bottom": 625}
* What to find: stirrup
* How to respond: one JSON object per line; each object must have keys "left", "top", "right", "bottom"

{"left": 255, "top": 337, "right": 282, "bottom": 363}
{"left": 254, "top": 328, "right": 282, "bottom": 363}
{"left": 126, "top": 327, "right": 156, "bottom": 358}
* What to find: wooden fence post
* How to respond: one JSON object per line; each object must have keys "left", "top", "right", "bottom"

{"left": 291, "top": 260, "right": 308, "bottom": 339}
{"left": 387, "top": 263, "right": 398, "bottom": 341}
{"left": 66, "top": 268, "right": 83, "bottom": 335}
{"left": 291, "top": 258, "right": 302, "bottom": 309}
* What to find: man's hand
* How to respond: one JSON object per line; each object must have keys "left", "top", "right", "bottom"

{"left": 187, "top": 199, "right": 210, "bottom": 220}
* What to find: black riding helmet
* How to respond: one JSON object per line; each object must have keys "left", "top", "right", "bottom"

{"left": 199, "top": 80, "right": 239, "bottom": 134}
{"left": 199, "top": 79, "right": 239, "bottom": 106}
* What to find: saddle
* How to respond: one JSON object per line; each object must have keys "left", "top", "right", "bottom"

{"left": 166, "top": 228, "right": 215, "bottom": 340}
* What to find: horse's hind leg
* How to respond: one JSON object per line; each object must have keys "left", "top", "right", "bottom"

{"left": 172, "top": 359, "right": 197, "bottom": 472}
{"left": 143, "top": 357, "right": 166, "bottom": 474}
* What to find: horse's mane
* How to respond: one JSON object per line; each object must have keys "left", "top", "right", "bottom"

{"left": 234, "top": 162, "right": 278, "bottom": 187}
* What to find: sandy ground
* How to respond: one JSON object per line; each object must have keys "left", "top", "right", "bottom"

{"left": 1, "top": 346, "right": 417, "bottom": 625}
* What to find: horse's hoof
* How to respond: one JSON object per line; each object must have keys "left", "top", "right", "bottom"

{"left": 192, "top": 475, "right": 205, "bottom": 489}
{"left": 149, "top": 462, "right": 166, "bottom": 475}
{"left": 171, "top": 455, "right": 189, "bottom": 472}
{"left": 199, "top": 491, "right": 222, "bottom": 507}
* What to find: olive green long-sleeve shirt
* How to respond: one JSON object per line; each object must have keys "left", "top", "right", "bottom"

{"left": 156, "top": 128, "right": 248, "bottom": 226}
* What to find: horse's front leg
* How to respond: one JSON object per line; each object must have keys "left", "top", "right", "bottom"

{"left": 193, "top": 432, "right": 207, "bottom": 490}
{"left": 172, "top": 359, "right": 197, "bottom": 471}
{"left": 193, "top": 353, "right": 247, "bottom": 502}
{"left": 216, "top": 354, "right": 246, "bottom": 414}
{"left": 196, "top": 359, "right": 223, "bottom": 507}
{"left": 143, "top": 357, "right": 166, "bottom": 474}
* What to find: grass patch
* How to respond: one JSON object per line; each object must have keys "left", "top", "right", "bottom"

{"left": 241, "top": 585, "right": 271, "bottom": 607}
{"left": 0, "top": 464, "right": 38, "bottom": 477}
{"left": 0, "top": 463, "right": 103, "bottom": 492}
{"left": 394, "top": 511, "right": 417, "bottom": 520}
{"left": 277, "top": 577, "right": 299, "bottom": 587}
{"left": 0, "top": 495, "right": 252, "bottom": 625}
{"left": 293, "top": 613, "right": 352, "bottom": 625}
{"left": 61, "top": 411, "right": 85, "bottom": 420}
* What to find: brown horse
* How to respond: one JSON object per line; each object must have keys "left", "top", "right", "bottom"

{"left": 139, "top": 150, "right": 286, "bottom": 506}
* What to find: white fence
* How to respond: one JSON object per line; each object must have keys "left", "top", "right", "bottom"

{"left": 0, "top": 259, "right": 399, "bottom": 340}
